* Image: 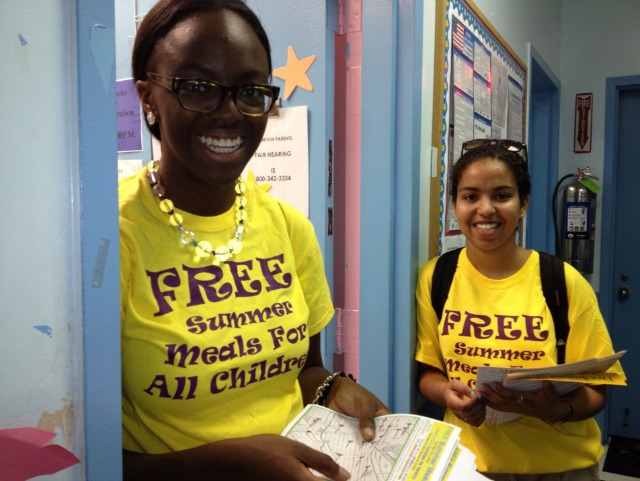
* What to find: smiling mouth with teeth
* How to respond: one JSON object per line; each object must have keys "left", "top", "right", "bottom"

{"left": 198, "top": 135, "right": 244, "bottom": 153}
{"left": 476, "top": 223, "right": 499, "bottom": 230}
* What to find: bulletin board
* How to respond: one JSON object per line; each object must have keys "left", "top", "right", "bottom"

{"left": 429, "top": 0, "right": 527, "bottom": 257}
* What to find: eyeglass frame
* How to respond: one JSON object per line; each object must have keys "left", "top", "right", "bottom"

{"left": 146, "top": 72, "right": 280, "bottom": 117}
{"left": 460, "top": 138, "right": 528, "bottom": 163}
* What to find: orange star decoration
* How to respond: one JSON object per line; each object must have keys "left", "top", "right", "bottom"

{"left": 272, "top": 46, "right": 315, "bottom": 100}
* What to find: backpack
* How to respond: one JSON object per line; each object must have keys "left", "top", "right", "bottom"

{"left": 430, "top": 248, "right": 570, "bottom": 364}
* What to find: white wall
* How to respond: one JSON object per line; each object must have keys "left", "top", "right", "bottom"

{"left": 0, "top": 1, "right": 84, "bottom": 480}
{"left": 472, "top": 0, "right": 562, "bottom": 75}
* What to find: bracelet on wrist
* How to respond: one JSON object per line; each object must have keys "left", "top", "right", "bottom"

{"left": 545, "top": 398, "right": 574, "bottom": 424}
{"left": 312, "top": 372, "right": 356, "bottom": 406}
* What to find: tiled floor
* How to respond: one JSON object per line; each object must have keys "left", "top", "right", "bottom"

{"left": 600, "top": 442, "right": 640, "bottom": 480}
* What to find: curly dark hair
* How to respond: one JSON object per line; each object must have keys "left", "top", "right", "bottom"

{"left": 449, "top": 143, "right": 531, "bottom": 203}
{"left": 132, "top": 0, "right": 273, "bottom": 140}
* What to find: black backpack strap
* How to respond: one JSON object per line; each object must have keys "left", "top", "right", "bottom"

{"left": 431, "top": 248, "right": 462, "bottom": 321}
{"left": 539, "top": 251, "right": 569, "bottom": 364}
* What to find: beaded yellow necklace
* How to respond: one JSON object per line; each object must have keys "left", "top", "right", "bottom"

{"left": 145, "top": 160, "right": 247, "bottom": 265}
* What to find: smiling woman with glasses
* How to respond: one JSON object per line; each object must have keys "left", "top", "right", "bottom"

{"left": 415, "top": 137, "right": 624, "bottom": 480}
{"left": 119, "top": 1, "right": 389, "bottom": 480}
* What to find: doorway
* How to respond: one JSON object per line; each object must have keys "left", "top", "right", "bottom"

{"left": 526, "top": 44, "right": 560, "bottom": 254}
{"left": 601, "top": 76, "right": 640, "bottom": 439}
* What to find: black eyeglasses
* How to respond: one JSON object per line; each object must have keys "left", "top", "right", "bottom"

{"left": 461, "top": 139, "right": 528, "bottom": 163}
{"left": 147, "top": 72, "right": 280, "bottom": 117}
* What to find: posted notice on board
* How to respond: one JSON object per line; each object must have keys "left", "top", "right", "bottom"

{"left": 244, "top": 105, "right": 309, "bottom": 217}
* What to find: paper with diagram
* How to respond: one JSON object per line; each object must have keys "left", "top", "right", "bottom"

{"left": 282, "top": 404, "right": 464, "bottom": 481}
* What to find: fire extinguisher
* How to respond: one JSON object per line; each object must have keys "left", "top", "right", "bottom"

{"left": 552, "top": 167, "right": 600, "bottom": 274}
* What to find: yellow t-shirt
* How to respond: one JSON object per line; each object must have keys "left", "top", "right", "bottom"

{"left": 119, "top": 169, "right": 334, "bottom": 453}
{"left": 415, "top": 248, "right": 624, "bottom": 474}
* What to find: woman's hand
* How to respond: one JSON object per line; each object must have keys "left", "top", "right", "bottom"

{"left": 442, "top": 379, "right": 485, "bottom": 427}
{"left": 323, "top": 375, "right": 392, "bottom": 440}
{"left": 226, "top": 434, "right": 352, "bottom": 481}
{"left": 417, "top": 363, "right": 485, "bottom": 426}
{"left": 300, "top": 335, "right": 391, "bottom": 441}
{"left": 477, "top": 381, "right": 607, "bottom": 424}
{"left": 477, "top": 380, "right": 562, "bottom": 421}
{"left": 123, "top": 434, "right": 352, "bottom": 481}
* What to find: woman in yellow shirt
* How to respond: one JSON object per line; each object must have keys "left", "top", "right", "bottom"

{"left": 415, "top": 139, "right": 623, "bottom": 480}
{"left": 120, "top": 1, "right": 389, "bottom": 479}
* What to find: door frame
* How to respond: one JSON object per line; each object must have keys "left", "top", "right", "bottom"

{"left": 358, "top": 0, "right": 423, "bottom": 413}
{"left": 601, "top": 75, "right": 640, "bottom": 437}
{"left": 77, "top": 1, "right": 122, "bottom": 479}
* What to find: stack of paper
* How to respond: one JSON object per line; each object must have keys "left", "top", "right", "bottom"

{"left": 476, "top": 351, "right": 626, "bottom": 426}
{"left": 282, "top": 404, "right": 490, "bottom": 481}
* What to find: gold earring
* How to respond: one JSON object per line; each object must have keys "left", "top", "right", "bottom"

{"left": 146, "top": 112, "right": 156, "bottom": 125}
